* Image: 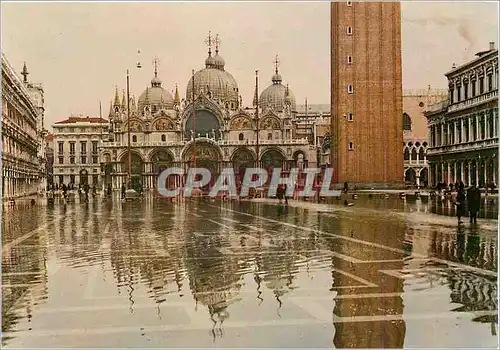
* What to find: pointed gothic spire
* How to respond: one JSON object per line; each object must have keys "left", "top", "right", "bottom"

{"left": 108, "top": 100, "right": 115, "bottom": 118}
{"left": 253, "top": 70, "right": 259, "bottom": 108}
{"left": 113, "top": 86, "right": 121, "bottom": 106}
{"left": 174, "top": 84, "right": 180, "bottom": 105}
{"left": 21, "top": 62, "right": 29, "bottom": 83}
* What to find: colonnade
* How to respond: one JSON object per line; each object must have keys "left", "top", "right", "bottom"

{"left": 429, "top": 156, "right": 498, "bottom": 188}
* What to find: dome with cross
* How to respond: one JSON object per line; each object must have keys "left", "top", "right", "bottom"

{"left": 259, "top": 55, "right": 297, "bottom": 113}
{"left": 186, "top": 32, "right": 239, "bottom": 110}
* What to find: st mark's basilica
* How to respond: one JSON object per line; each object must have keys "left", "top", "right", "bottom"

{"left": 100, "top": 34, "right": 317, "bottom": 191}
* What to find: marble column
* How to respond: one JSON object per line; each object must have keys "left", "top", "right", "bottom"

{"left": 494, "top": 110, "right": 497, "bottom": 137}
{"left": 469, "top": 116, "right": 473, "bottom": 141}
{"left": 494, "top": 158, "right": 498, "bottom": 185}
{"left": 475, "top": 161, "right": 479, "bottom": 186}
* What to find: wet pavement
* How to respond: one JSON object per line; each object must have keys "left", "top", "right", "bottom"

{"left": 2, "top": 196, "right": 498, "bottom": 348}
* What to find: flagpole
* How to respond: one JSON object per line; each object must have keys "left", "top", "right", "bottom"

{"left": 192, "top": 69, "right": 196, "bottom": 170}
{"left": 126, "top": 69, "right": 132, "bottom": 189}
{"left": 255, "top": 70, "right": 260, "bottom": 186}
{"left": 99, "top": 101, "right": 103, "bottom": 191}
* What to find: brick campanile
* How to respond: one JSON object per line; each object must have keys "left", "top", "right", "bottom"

{"left": 331, "top": 2, "right": 403, "bottom": 188}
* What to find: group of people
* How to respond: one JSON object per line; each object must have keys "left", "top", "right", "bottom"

{"left": 454, "top": 182, "right": 482, "bottom": 224}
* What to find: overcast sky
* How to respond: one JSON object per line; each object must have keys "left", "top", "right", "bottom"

{"left": 2, "top": 1, "right": 498, "bottom": 128}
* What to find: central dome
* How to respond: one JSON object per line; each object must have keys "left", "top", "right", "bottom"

{"left": 186, "top": 47, "right": 239, "bottom": 109}
{"left": 138, "top": 73, "right": 174, "bottom": 114}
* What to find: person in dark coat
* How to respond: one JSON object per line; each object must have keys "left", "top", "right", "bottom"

{"left": 121, "top": 183, "right": 126, "bottom": 199}
{"left": 455, "top": 186, "right": 466, "bottom": 225}
{"left": 62, "top": 183, "right": 68, "bottom": 199}
{"left": 467, "top": 183, "right": 481, "bottom": 224}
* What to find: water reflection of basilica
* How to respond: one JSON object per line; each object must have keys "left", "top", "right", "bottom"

{"left": 101, "top": 33, "right": 316, "bottom": 190}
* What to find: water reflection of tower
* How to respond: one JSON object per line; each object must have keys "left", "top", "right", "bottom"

{"left": 327, "top": 216, "right": 407, "bottom": 348}
{"left": 447, "top": 269, "right": 498, "bottom": 334}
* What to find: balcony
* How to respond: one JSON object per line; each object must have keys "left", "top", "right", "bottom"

{"left": 404, "top": 159, "right": 428, "bottom": 167}
{"left": 448, "top": 89, "right": 498, "bottom": 113}
{"left": 102, "top": 137, "right": 310, "bottom": 148}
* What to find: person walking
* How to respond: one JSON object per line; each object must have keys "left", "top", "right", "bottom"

{"left": 467, "top": 183, "right": 481, "bottom": 224}
{"left": 455, "top": 184, "right": 466, "bottom": 225}
{"left": 84, "top": 183, "right": 90, "bottom": 202}
{"left": 62, "top": 183, "right": 68, "bottom": 199}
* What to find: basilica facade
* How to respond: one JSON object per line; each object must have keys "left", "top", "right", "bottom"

{"left": 100, "top": 37, "right": 316, "bottom": 191}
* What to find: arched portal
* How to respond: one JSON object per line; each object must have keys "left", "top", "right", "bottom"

{"left": 231, "top": 148, "right": 256, "bottom": 188}
{"left": 405, "top": 168, "right": 417, "bottom": 185}
{"left": 150, "top": 149, "right": 174, "bottom": 189}
{"left": 261, "top": 149, "right": 286, "bottom": 186}
{"left": 183, "top": 141, "right": 222, "bottom": 190}
{"left": 261, "top": 149, "right": 285, "bottom": 169}
{"left": 121, "top": 152, "right": 144, "bottom": 190}
{"left": 184, "top": 109, "right": 221, "bottom": 140}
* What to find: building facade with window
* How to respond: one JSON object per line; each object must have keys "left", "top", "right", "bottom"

{"left": 52, "top": 117, "right": 108, "bottom": 187}
{"left": 425, "top": 42, "right": 498, "bottom": 188}
{"left": 1, "top": 54, "right": 45, "bottom": 199}
{"left": 330, "top": 2, "right": 403, "bottom": 188}
{"left": 100, "top": 35, "right": 316, "bottom": 191}
{"left": 403, "top": 88, "right": 448, "bottom": 187}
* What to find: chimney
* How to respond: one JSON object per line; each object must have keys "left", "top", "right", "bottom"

{"left": 452, "top": 63, "right": 457, "bottom": 69}
{"left": 489, "top": 42, "right": 495, "bottom": 51}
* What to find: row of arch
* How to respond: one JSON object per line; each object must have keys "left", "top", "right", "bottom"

{"left": 404, "top": 147, "right": 427, "bottom": 161}
{"left": 103, "top": 141, "right": 308, "bottom": 171}
{"left": 404, "top": 167, "right": 429, "bottom": 186}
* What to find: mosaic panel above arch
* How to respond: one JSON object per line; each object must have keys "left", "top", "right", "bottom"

{"left": 230, "top": 116, "right": 252, "bottom": 130}
{"left": 153, "top": 118, "right": 175, "bottom": 131}
{"left": 259, "top": 117, "right": 281, "bottom": 130}
{"left": 126, "top": 119, "right": 144, "bottom": 132}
